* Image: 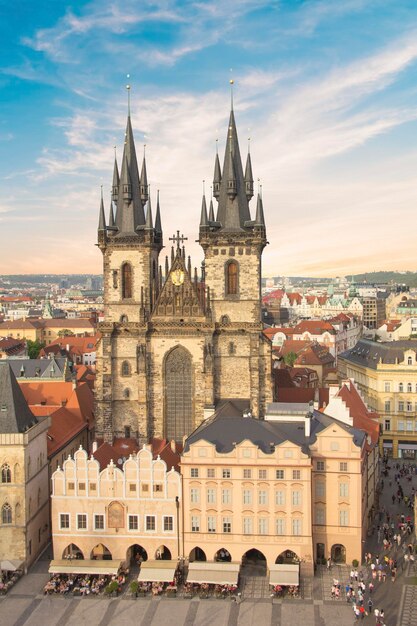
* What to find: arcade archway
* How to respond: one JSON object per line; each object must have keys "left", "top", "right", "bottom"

{"left": 189, "top": 547, "right": 207, "bottom": 562}
{"left": 90, "top": 543, "right": 112, "bottom": 560}
{"left": 331, "top": 544, "right": 346, "bottom": 563}
{"left": 62, "top": 544, "right": 84, "bottom": 560}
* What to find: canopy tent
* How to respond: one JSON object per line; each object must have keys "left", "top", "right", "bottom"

{"left": 186, "top": 562, "right": 240, "bottom": 585}
{"left": 137, "top": 560, "right": 177, "bottom": 583}
{"left": 0, "top": 560, "right": 24, "bottom": 572}
{"left": 48, "top": 560, "right": 122, "bottom": 575}
{"left": 269, "top": 564, "right": 299, "bottom": 586}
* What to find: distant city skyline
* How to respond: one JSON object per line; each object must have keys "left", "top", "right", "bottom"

{"left": 1, "top": 1, "right": 417, "bottom": 276}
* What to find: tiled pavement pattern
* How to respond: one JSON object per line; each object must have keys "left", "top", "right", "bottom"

{"left": 399, "top": 586, "right": 417, "bottom": 626}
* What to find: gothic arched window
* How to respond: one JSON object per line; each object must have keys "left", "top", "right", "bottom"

{"left": 165, "top": 347, "right": 192, "bottom": 442}
{"left": 1, "top": 464, "right": 11, "bottom": 483}
{"left": 225, "top": 261, "right": 238, "bottom": 296}
{"left": 122, "top": 263, "right": 132, "bottom": 299}
{"left": 2, "top": 503, "right": 12, "bottom": 524}
{"left": 121, "top": 361, "right": 131, "bottom": 377}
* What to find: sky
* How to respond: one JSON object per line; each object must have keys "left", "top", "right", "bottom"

{"left": 1, "top": 0, "right": 417, "bottom": 278}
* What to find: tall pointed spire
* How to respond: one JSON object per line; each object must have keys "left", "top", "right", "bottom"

{"left": 140, "top": 146, "right": 149, "bottom": 205}
{"left": 155, "top": 189, "right": 162, "bottom": 234}
{"left": 115, "top": 112, "right": 145, "bottom": 235}
{"left": 244, "top": 142, "right": 254, "bottom": 201}
{"left": 208, "top": 197, "right": 215, "bottom": 222}
{"left": 112, "top": 150, "right": 119, "bottom": 202}
{"left": 145, "top": 189, "right": 153, "bottom": 230}
{"left": 214, "top": 108, "right": 251, "bottom": 230}
{"left": 98, "top": 187, "right": 106, "bottom": 231}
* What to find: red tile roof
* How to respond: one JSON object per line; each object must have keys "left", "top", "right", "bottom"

{"left": 337, "top": 381, "right": 379, "bottom": 446}
{"left": 276, "top": 387, "right": 329, "bottom": 407}
{"left": 293, "top": 320, "right": 335, "bottom": 335}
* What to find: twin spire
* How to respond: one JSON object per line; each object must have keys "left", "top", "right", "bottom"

{"left": 98, "top": 113, "right": 161, "bottom": 239}
{"left": 200, "top": 108, "right": 265, "bottom": 233}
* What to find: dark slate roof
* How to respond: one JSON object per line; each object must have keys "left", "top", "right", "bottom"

{"left": 340, "top": 339, "right": 417, "bottom": 370}
{"left": 0, "top": 362, "right": 38, "bottom": 433}
{"left": 215, "top": 110, "right": 252, "bottom": 231}
{"left": 184, "top": 399, "right": 365, "bottom": 454}
{"left": 115, "top": 115, "right": 145, "bottom": 235}
{"left": 8, "top": 357, "right": 69, "bottom": 380}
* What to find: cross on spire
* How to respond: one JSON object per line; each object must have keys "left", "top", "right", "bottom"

{"left": 169, "top": 231, "right": 188, "bottom": 250}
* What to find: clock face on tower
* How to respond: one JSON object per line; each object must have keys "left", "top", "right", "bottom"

{"left": 172, "top": 269, "right": 185, "bottom": 286}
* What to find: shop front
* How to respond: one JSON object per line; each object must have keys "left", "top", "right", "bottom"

{"left": 398, "top": 441, "right": 417, "bottom": 460}
{"left": 382, "top": 440, "right": 393, "bottom": 459}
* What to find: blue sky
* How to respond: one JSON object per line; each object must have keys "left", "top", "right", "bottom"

{"left": 1, "top": 0, "right": 417, "bottom": 276}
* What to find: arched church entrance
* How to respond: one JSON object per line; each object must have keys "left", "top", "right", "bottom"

{"left": 164, "top": 346, "right": 193, "bottom": 441}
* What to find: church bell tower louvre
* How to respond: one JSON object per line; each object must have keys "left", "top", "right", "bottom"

{"left": 95, "top": 99, "right": 272, "bottom": 446}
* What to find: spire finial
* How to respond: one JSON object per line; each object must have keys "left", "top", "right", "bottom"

{"left": 210, "top": 185, "right": 213, "bottom": 199}
{"left": 203, "top": 179, "right": 205, "bottom": 195}
{"left": 248, "top": 136, "right": 251, "bottom": 154}
{"left": 100, "top": 184, "right": 103, "bottom": 199}
{"left": 215, "top": 137, "right": 218, "bottom": 154}
{"left": 229, "top": 69, "right": 234, "bottom": 111}
{"left": 143, "top": 143, "right": 146, "bottom": 157}
{"left": 126, "top": 74, "right": 131, "bottom": 116}
{"left": 113, "top": 145, "right": 117, "bottom": 158}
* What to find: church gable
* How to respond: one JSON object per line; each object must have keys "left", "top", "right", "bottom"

{"left": 151, "top": 251, "right": 206, "bottom": 320}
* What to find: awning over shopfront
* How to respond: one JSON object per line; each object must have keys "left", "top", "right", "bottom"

{"left": 0, "top": 560, "right": 24, "bottom": 572}
{"left": 382, "top": 440, "right": 393, "bottom": 448}
{"left": 269, "top": 564, "right": 299, "bottom": 586}
{"left": 186, "top": 562, "right": 240, "bottom": 585}
{"left": 48, "top": 560, "right": 122, "bottom": 575}
{"left": 137, "top": 560, "right": 177, "bottom": 583}
{"left": 399, "top": 443, "right": 417, "bottom": 450}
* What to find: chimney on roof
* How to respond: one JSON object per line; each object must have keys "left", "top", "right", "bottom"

{"left": 305, "top": 401, "right": 314, "bottom": 438}
{"left": 170, "top": 439, "right": 176, "bottom": 453}
{"left": 92, "top": 441, "right": 98, "bottom": 453}
{"left": 328, "top": 383, "right": 339, "bottom": 400}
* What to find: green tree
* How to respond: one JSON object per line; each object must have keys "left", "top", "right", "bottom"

{"left": 26, "top": 340, "right": 46, "bottom": 359}
{"left": 283, "top": 351, "right": 298, "bottom": 367}
{"left": 57, "top": 329, "right": 75, "bottom": 337}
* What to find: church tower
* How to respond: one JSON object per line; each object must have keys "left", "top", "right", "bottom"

{"left": 96, "top": 112, "right": 163, "bottom": 443}
{"left": 199, "top": 105, "right": 272, "bottom": 419}
{"left": 95, "top": 96, "right": 272, "bottom": 445}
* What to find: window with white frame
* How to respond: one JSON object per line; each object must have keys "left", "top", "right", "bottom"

{"left": 292, "top": 490, "right": 301, "bottom": 506}
{"left": 243, "top": 517, "right": 253, "bottom": 534}
{"left": 407, "top": 402, "right": 413, "bottom": 413}
{"left": 385, "top": 400, "right": 391, "bottom": 412}
{"left": 222, "top": 517, "right": 232, "bottom": 533}
{"left": 77, "top": 514, "right": 87, "bottom": 530}
{"left": 207, "top": 468, "right": 215, "bottom": 478}
{"left": 190, "top": 488, "right": 200, "bottom": 504}
{"left": 207, "top": 516, "right": 216, "bottom": 533}
{"left": 276, "top": 518, "right": 285, "bottom": 535}
{"left": 222, "top": 489, "right": 232, "bottom": 505}
{"left": 399, "top": 401, "right": 404, "bottom": 412}
{"left": 398, "top": 421, "right": 404, "bottom": 431}
{"left": 399, "top": 383, "right": 404, "bottom": 392}
{"left": 339, "top": 510, "right": 349, "bottom": 526}
{"left": 384, "top": 382, "right": 391, "bottom": 392}
{"left": 258, "top": 469, "right": 267, "bottom": 479}
{"left": 191, "top": 516, "right": 200, "bottom": 532}
{"left": 94, "top": 514, "right": 104, "bottom": 530}
{"left": 222, "top": 469, "right": 231, "bottom": 479}
{"left": 315, "top": 507, "right": 325, "bottom": 525}
{"left": 315, "top": 481, "right": 325, "bottom": 498}
{"left": 407, "top": 420, "right": 413, "bottom": 431}
{"left": 128, "top": 515, "right": 138, "bottom": 530}
{"left": 316, "top": 461, "right": 325, "bottom": 471}
{"left": 408, "top": 383, "right": 412, "bottom": 393}
{"left": 60, "top": 513, "right": 70, "bottom": 529}
{"left": 207, "top": 488, "right": 216, "bottom": 504}
{"left": 339, "top": 462, "right": 348, "bottom": 472}
{"left": 292, "top": 470, "right": 301, "bottom": 480}
{"left": 276, "top": 469, "right": 285, "bottom": 479}
{"left": 292, "top": 518, "right": 302, "bottom": 535}
{"left": 190, "top": 468, "right": 199, "bottom": 478}
{"left": 163, "top": 516, "right": 173, "bottom": 532}
{"left": 339, "top": 483, "right": 349, "bottom": 498}
{"left": 284, "top": 450, "right": 293, "bottom": 458}
{"left": 384, "top": 419, "right": 391, "bottom": 431}
{"left": 258, "top": 490, "right": 268, "bottom": 505}
{"left": 275, "top": 490, "right": 285, "bottom": 506}
{"left": 258, "top": 518, "right": 268, "bottom": 535}
{"left": 243, "top": 489, "right": 252, "bottom": 505}
{"left": 243, "top": 469, "right": 252, "bottom": 479}
{"left": 146, "top": 515, "right": 156, "bottom": 531}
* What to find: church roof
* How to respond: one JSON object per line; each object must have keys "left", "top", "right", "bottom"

{"left": 0, "top": 362, "right": 38, "bottom": 433}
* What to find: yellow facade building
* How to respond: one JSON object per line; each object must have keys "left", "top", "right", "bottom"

{"left": 338, "top": 339, "right": 417, "bottom": 458}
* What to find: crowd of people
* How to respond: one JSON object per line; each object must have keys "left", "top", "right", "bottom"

{"left": 182, "top": 582, "right": 238, "bottom": 598}
{"left": 326, "top": 459, "right": 417, "bottom": 625}
{"left": 271, "top": 584, "right": 299, "bottom": 598}
{"left": 43, "top": 570, "right": 126, "bottom": 596}
{"left": 0, "top": 569, "right": 23, "bottom": 595}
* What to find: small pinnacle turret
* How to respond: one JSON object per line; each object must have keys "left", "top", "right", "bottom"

{"left": 255, "top": 191, "right": 265, "bottom": 227}
{"left": 213, "top": 153, "right": 222, "bottom": 199}
{"left": 208, "top": 198, "right": 215, "bottom": 222}
{"left": 244, "top": 152, "right": 254, "bottom": 201}
{"left": 112, "top": 156, "right": 119, "bottom": 201}
{"left": 200, "top": 194, "right": 208, "bottom": 228}
{"left": 108, "top": 200, "right": 116, "bottom": 229}
{"left": 98, "top": 189, "right": 106, "bottom": 231}
{"left": 145, "top": 191, "right": 153, "bottom": 230}
{"left": 140, "top": 152, "right": 149, "bottom": 205}
{"left": 155, "top": 190, "right": 162, "bottom": 234}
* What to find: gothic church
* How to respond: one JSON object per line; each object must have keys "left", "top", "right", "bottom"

{"left": 95, "top": 102, "right": 272, "bottom": 444}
